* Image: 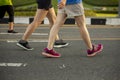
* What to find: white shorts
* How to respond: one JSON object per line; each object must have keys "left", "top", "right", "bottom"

{"left": 58, "top": 3, "right": 84, "bottom": 17}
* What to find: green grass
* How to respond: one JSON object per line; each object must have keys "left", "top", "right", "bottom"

{"left": 83, "top": 0, "right": 118, "bottom": 6}
{"left": 12, "top": 0, "right": 118, "bottom": 7}
{"left": 12, "top": 0, "right": 118, "bottom": 17}
{"left": 12, "top": 0, "right": 36, "bottom": 7}
{"left": 96, "top": 13, "right": 118, "bottom": 17}
{"left": 15, "top": 3, "right": 37, "bottom": 11}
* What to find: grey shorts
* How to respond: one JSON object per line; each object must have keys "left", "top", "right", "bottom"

{"left": 58, "top": 3, "right": 84, "bottom": 17}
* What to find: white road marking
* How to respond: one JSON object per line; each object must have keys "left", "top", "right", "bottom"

{"left": 0, "top": 63, "right": 27, "bottom": 67}
{"left": 5, "top": 38, "right": 120, "bottom": 43}
{"left": 59, "top": 64, "right": 66, "bottom": 69}
{"left": 7, "top": 40, "right": 48, "bottom": 43}
{"left": 0, "top": 33, "right": 48, "bottom": 35}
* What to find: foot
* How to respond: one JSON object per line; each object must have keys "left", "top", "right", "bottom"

{"left": 42, "top": 48, "right": 61, "bottom": 58}
{"left": 87, "top": 44, "right": 103, "bottom": 57}
{"left": 8, "top": 30, "right": 18, "bottom": 33}
{"left": 16, "top": 40, "right": 33, "bottom": 50}
{"left": 54, "top": 39, "right": 69, "bottom": 48}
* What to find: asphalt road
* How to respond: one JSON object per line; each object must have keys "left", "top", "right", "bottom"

{"left": 0, "top": 24, "right": 120, "bottom": 80}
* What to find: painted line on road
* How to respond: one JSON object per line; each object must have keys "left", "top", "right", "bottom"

{"left": 63, "top": 38, "right": 120, "bottom": 41}
{"left": 7, "top": 40, "right": 48, "bottom": 43}
{"left": 0, "top": 63, "right": 27, "bottom": 67}
{"left": 4, "top": 38, "right": 120, "bottom": 43}
{"left": 91, "top": 38, "right": 120, "bottom": 40}
{"left": 0, "top": 33, "right": 48, "bottom": 36}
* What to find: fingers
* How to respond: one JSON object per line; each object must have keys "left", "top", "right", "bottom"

{"left": 58, "top": 2, "right": 65, "bottom": 9}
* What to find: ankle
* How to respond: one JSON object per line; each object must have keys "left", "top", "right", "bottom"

{"left": 88, "top": 45, "right": 94, "bottom": 51}
{"left": 46, "top": 47, "right": 53, "bottom": 50}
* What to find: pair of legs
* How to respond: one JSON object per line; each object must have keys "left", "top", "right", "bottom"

{"left": 22, "top": 7, "right": 59, "bottom": 41}
{"left": 42, "top": 3, "right": 103, "bottom": 57}
{"left": 47, "top": 13, "right": 92, "bottom": 50}
{"left": 0, "top": 5, "right": 16, "bottom": 33}
{"left": 42, "top": 13, "right": 103, "bottom": 57}
{"left": 17, "top": 7, "right": 68, "bottom": 50}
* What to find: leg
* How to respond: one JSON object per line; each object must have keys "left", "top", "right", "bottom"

{"left": 0, "top": 6, "right": 6, "bottom": 21}
{"left": 8, "top": 22, "right": 14, "bottom": 30}
{"left": 75, "top": 15, "right": 92, "bottom": 50}
{"left": 7, "top": 5, "right": 17, "bottom": 33}
{"left": 6, "top": 5, "right": 14, "bottom": 30}
{"left": 47, "top": 8, "right": 69, "bottom": 48}
{"left": 47, "top": 13, "right": 67, "bottom": 49}
{"left": 42, "top": 13, "right": 66, "bottom": 57}
{"left": 75, "top": 15, "right": 103, "bottom": 56}
{"left": 0, "top": 6, "right": 6, "bottom": 20}
{"left": 46, "top": 8, "right": 56, "bottom": 28}
{"left": 22, "top": 9, "right": 48, "bottom": 41}
{"left": 16, "top": 9, "right": 48, "bottom": 50}
{"left": 46, "top": 7, "right": 60, "bottom": 40}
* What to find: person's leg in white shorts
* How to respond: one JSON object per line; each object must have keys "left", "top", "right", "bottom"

{"left": 47, "top": 11, "right": 67, "bottom": 49}
{"left": 46, "top": 7, "right": 60, "bottom": 41}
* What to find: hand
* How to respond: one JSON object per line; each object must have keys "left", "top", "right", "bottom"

{"left": 58, "top": 0, "right": 66, "bottom": 9}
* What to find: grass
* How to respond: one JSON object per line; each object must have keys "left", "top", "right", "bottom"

{"left": 15, "top": 3, "right": 37, "bottom": 11}
{"left": 12, "top": 0, "right": 118, "bottom": 17}
{"left": 83, "top": 0, "right": 118, "bottom": 6}
{"left": 96, "top": 13, "right": 118, "bottom": 17}
{"left": 12, "top": 0, "right": 36, "bottom": 7}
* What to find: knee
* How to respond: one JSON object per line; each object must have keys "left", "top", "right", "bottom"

{"left": 49, "top": 21, "right": 54, "bottom": 28}
{"left": 32, "top": 19, "right": 43, "bottom": 26}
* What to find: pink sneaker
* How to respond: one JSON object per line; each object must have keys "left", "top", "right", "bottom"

{"left": 42, "top": 48, "right": 61, "bottom": 58}
{"left": 87, "top": 44, "right": 103, "bottom": 57}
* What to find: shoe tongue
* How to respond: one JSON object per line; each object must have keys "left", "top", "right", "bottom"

{"left": 8, "top": 30, "right": 13, "bottom": 31}
{"left": 56, "top": 39, "right": 63, "bottom": 43}
{"left": 45, "top": 48, "right": 52, "bottom": 51}
{"left": 20, "top": 40, "right": 27, "bottom": 43}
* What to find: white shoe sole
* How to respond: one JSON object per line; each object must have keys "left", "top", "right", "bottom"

{"left": 42, "top": 52, "right": 61, "bottom": 58}
{"left": 54, "top": 43, "right": 69, "bottom": 48}
{"left": 16, "top": 43, "right": 33, "bottom": 51}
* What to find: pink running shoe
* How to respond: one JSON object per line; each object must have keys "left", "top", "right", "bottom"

{"left": 87, "top": 44, "right": 103, "bottom": 57}
{"left": 42, "top": 48, "right": 61, "bottom": 58}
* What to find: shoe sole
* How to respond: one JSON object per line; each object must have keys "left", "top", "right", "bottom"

{"left": 16, "top": 43, "right": 33, "bottom": 51}
{"left": 87, "top": 45, "right": 103, "bottom": 57}
{"left": 42, "top": 52, "right": 61, "bottom": 58}
{"left": 54, "top": 43, "right": 69, "bottom": 48}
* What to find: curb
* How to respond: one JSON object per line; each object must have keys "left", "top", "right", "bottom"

{"left": 0, "top": 17, "right": 120, "bottom": 25}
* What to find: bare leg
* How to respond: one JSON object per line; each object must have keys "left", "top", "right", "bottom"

{"left": 7, "top": 22, "right": 18, "bottom": 33}
{"left": 46, "top": 8, "right": 60, "bottom": 40}
{"left": 75, "top": 15, "right": 92, "bottom": 50}
{"left": 22, "top": 9, "right": 48, "bottom": 41}
{"left": 47, "top": 13, "right": 67, "bottom": 49}
{"left": 9, "top": 22, "right": 14, "bottom": 30}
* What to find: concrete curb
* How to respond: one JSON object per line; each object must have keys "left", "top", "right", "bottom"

{"left": 0, "top": 17, "right": 120, "bottom": 25}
